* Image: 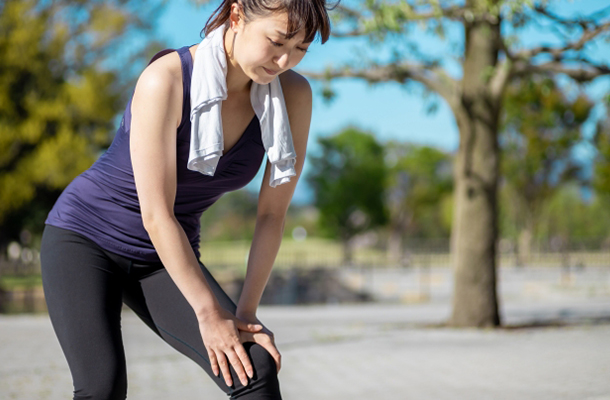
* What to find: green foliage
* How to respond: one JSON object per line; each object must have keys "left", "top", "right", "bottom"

{"left": 199, "top": 188, "right": 320, "bottom": 242}
{"left": 535, "top": 184, "right": 610, "bottom": 243}
{"left": 499, "top": 76, "right": 593, "bottom": 239}
{"left": 0, "top": 274, "right": 42, "bottom": 290}
{"left": 384, "top": 141, "right": 453, "bottom": 238}
{"left": 0, "top": 0, "right": 164, "bottom": 245}
{"left": 306, "top": 126, "right": 388, "bottom": 242}
{"left": 200, "top": 190, "right": 259, "bottom": 241}
{"left": 332, "top": 0, "right": 549, "bottom": 44}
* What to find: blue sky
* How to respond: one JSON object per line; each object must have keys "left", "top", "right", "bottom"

{"left": 155, "top": 0, "right": 610, "bottom": 204}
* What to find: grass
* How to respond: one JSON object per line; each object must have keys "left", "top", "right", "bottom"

{"left": 201, "top": 237, "right": 345, "bottom": 274}
{"left": 0, "top": 274, "right": 42, "bottom": 290}
{"left": 1, "top": 238, "right": 606, "bottom": 287}
{"left": 200, "top": 237, "right": 610, "bottom": 276}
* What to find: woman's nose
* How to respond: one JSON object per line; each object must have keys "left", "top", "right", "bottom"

{"left": 275, "top": 51, "right": 292, "bottom": 69}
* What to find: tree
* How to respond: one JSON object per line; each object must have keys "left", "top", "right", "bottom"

{"left": 384, "top": 142, "right": 453, "bottom": 262}
{"left": 0, "top": 0, "right": 165, "bottom": 250}
{"left": 302, "top": 0, "right": 610, "bottom": 327}
{"left": 200, "top": 190, "right": 259, "bottom": 241}
{"left": 500, "top": 76, "right": 593, "bottom": 265}
{"left": 306, "top": 126, "right": 388, "bottom": 263}
{"left": 593, "top": 108, "right": 610, "bottom": 207}
{"left": 536, "top": 183, "right": 610, "bottom": 245}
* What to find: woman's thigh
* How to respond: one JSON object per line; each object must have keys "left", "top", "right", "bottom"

{"left": 123, "top": 261, "right": 282, "bottom": 399}
{"left": 40, "top": 224, "right": 128, "bottom": 400}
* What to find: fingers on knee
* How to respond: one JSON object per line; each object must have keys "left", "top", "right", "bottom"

{"left": 229, "top": 342, "right": 281, "bottom": 399}
{"left": 243, "top": 342, "right": 278, "bottom": 380}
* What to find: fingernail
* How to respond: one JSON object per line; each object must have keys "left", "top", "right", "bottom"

{"left": 248, "top": 370, "right": 253, "bottom": 378}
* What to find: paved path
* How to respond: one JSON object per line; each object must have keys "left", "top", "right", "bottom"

{"left": 338, "top": 265, "right": 610, "bottom": 303}
{"left": 1, "top": 297, "right": 609, "bottom": 399}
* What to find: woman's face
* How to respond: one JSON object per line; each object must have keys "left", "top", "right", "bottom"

{"left": 230, "top": 9, "right": 311, "bottom": 85}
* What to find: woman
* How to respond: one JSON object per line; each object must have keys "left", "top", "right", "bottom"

{"left": 39, "top": 0, "right": 333, "bottom": 398}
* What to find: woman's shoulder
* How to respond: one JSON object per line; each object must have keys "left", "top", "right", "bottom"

{"left": 279, "top": 69, "right": 311, "bottom": 94}
{"left": 277, "top": 70, "right": 312, "bottom": 147}
{"left": 278, "top": 69, "right": 312, "bottom": 110}
{"left": 131, "top": 50, "right": 184, "bottom": 128}
{"left": 138, "top": 49, "right": 184, "bottom": 91}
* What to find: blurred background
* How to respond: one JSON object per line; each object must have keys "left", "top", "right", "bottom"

{"left": 1, "top": 0, "right": 609, "bottom": 327}
{"left": 2, "top": 1, "right": 610, "bottom": 399}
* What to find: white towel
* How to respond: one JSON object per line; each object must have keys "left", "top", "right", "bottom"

{"left": 189, "top": 22, "right": 297, "bottom": 188}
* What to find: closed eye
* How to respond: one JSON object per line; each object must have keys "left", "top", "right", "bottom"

{"left": 269, "top": 39, "right": 309, "bottom": 53}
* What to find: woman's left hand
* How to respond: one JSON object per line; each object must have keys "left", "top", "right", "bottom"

{"left": 235, "top": 313, "right": 281, "bottom": 374}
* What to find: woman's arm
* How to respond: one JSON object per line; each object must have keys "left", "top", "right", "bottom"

{"left": 130, "top": 55, "right": 221, "bottom": 319}
{"left": 236, "top": 70, "right": 313, "bottom": 319}
{"left": 130, "top": 55, "right": 262, "bottom": 388}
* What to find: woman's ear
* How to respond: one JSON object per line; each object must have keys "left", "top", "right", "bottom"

{"left": 229, "top": 2, "right": 243, "bottom": 32}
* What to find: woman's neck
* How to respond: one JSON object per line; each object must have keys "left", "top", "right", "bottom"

{"left": 223, "top": 27, "right": 252, "bottom": 96}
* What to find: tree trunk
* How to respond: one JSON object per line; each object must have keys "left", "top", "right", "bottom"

{"left": 386, "top": 210, "right": 409, "bottom": 264}
{"left": 387, "top": 228, "right": 402, "bottom": 264}
{"left": 517, "top": 227, "right": 533, "bottom": 267}
{"left": 341, "top": 235, "right": 353, "bottom": 265}
{"left": 449, "top": 8, "right": 502, "bottom": 328}
{"left": 518, "top": 207, "right": 538, "bottom": 267}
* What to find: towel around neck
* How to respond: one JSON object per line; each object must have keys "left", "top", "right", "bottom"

{"left": 188, "top": 22, "right": 297, "bottom": 188}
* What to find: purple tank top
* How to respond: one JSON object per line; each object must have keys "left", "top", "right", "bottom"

{"left": 45, "top": 45, "right": 266, "bottom": 262}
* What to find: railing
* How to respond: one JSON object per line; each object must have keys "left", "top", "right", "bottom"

{"left": 1, "top": 238, "right": 609, "bottom": 312}
{"left": 0, "top": 247, "right": 44, "bottom": 313}
{"left": 198, "top": 237, "right": 610, "bottom": 272}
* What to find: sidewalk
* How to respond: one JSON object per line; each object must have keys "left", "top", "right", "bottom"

{"left": 1, "top": 297, "right": 609, "bottom": 400}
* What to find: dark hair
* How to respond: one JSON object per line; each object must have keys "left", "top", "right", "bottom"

{"left": 201, "top": 0, "right": 338, "bottom": 45}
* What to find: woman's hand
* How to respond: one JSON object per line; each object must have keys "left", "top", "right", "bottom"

{"left": 235, "top": 312, "right": 282, "bottom": 374}
{"left": 198, "top": 306, "right": 264, "bottom": 387}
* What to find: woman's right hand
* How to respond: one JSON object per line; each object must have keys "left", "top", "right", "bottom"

{"left": 198, "top": 306, "right": 264, "bottom": 388}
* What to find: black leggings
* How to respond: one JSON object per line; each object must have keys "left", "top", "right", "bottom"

{"left": 40, "top": 224, "right": 282, "bottom": 400}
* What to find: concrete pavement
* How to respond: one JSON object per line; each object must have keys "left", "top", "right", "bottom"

{"left": 1, "top": 296, "right": 609, "bottom": 400}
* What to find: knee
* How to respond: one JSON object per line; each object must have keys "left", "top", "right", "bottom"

{"left": 230, "top": 342, "right": 281, "bottom": 399}
{"left": 73, "top": 370, "right": 127, "bottom": 400}
{"left": 248, "top": 342, "right": 278, "bottom": 380}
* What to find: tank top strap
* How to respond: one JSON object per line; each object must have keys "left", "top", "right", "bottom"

{"left": 143, "top": 45, "right": 195, "bottom": 137}
{"left": 174, "top": 46, "right": 193, "bottom": 131}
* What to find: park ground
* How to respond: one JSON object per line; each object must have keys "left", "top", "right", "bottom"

{"left": 1, "top": 292, "right": 609, "bottom": 399}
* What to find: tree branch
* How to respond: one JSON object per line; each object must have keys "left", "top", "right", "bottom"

{"left": 515, "top": 20, "right": 610, "bottom": 60}
{"left": 501, "top": 6, "right": 610, "bottom": 86}
{"left": 332, "top": 29, "right": 366, "bottom": 38}
{"left": 533, "top": 4, "right": 610, "bottom": 28}
{"left": 331, "top": 3, "right": 498, "bottom": 38}
{"left": 334, "top": 3, "right": 362, "bottom": 20}
{"left": 489, "top": 58, "right": 512, "bottom": 100}
{"left": 300, "top": 62, "right": 459, "bottom": 105}
{"left": 512, "top": 60, "right": 610, "bottom": 83}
